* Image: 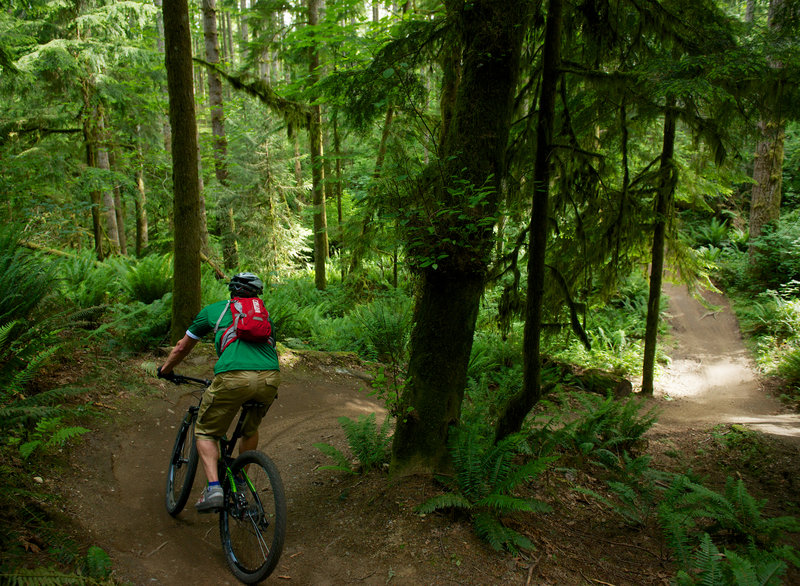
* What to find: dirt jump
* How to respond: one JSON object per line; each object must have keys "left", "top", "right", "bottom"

{"left": 56, "top": 284, "right": 800, "bottom": 585}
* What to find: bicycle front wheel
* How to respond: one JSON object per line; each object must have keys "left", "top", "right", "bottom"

{"left": 220, "top": 450, "right": 287, "bottom": 584}
{"left": 165, "top": 410, "right": 198, "bottom": 516}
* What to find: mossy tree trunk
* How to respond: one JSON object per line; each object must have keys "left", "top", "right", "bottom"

{"left": 641, "top": 103, "right": 678, "bottom": 396}
{"left": 748, "top": 0, "right": 786, "bottom": 264}
{"left": 391, "top": 0, "right": 530, "bottom": 475}
{"left": 493, "top": 0, "right": 562, "bottom": 442}
{"left": 163, "top": 0, "right": 202, "bottom": 344}
{"left": 308, "top": 0, "right": 328, "bottom": 291}
{"left": 203, "top": 0, "right": 237, "bottom": 268}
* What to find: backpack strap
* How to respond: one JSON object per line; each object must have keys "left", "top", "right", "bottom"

{"left": 213, "top": 300, "right": 232, "bottom": 334}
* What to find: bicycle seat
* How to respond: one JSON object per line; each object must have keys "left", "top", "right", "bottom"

{"left": 242, "top": 400, "right": 266, "bottom": 409}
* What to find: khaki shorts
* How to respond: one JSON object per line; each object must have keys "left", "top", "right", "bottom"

{"left": 195, "top": 370, "right": 280, "bottom": 440}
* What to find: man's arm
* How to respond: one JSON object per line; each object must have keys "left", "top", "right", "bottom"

{"left": 159, "top": 334, "right": 200, "bottom": 375}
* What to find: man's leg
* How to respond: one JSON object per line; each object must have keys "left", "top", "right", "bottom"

{"left": 197, "top": 437, "right": 220, "bottom": 482}
{"left": 239, "top": 431, "right": 258, "bottom": 455}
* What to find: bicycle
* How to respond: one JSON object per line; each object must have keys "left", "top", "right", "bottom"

{"left": 164, "top": 373, "right": 286, "bottom": 584}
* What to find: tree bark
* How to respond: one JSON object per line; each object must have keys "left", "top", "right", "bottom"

{"left": 748, "top": 0, "right": 786, "bottom": 260}
{"left": 163, "top": 0, "right": 202, "bottom": 343}
{"left": 308, "top": 0, "right": 328, "bottom": 290}
{"left": 82, "top": 81, "right": 104, "bottom": 260}
{"left": 391, "top": 0, "right": 530, "bottom": 474}
{"left": 95, "top": 111, "right": 121, "bottom": 256}
{"left": 108, "top": 146, "right": 128, "bottom": 256}
{"left": 153, "top": 0, "right": 172, "bottom": 152}
{"left": 493, "top": 0, "right": 562, "bottom": 442}
{"left": 641, "top": 103, "right": 678, "bottom": 396}
{"left": 202, "top": 0, "right": 238, "bottom": 270}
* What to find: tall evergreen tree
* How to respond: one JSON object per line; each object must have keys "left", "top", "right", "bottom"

{"left": 163, "top": 0, "right": 202, "bottom": 343}
{"left": 391, "top": 0, "right": 531, "bottom": 475}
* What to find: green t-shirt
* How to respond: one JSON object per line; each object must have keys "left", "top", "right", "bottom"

{"left": 186, "top": 299, "right": 280, "bottom": 375}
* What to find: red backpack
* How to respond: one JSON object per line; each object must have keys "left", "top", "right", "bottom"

{"left": 214, "top": 297, "right": 275, "bottom": 354}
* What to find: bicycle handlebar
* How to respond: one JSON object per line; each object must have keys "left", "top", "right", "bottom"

{"left": 164, "top": 373, "right": 212, "bottom": 387}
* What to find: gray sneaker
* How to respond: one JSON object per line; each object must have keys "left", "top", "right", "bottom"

{"left": 195, "top": 484, "right": 224, "bottom": 513}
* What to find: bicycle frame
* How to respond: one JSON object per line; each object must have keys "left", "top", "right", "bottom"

{"left": 169, "top": 374, "right": 265, "bottom": 499}
{"left": 164, "top": 371, "right": 286, "bottom": 582}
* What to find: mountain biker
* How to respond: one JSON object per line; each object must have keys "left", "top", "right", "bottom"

{"left": 158, "top": 272, "right": 280, "bottom": 512}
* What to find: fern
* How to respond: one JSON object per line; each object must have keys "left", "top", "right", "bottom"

{"left": 338, "top": 413, "right": 392, "bottom": 472}
{"left": 17, "top": 416, "right": 89, "bottom": 459}
{"left": 692, "top": 533, "right": 724, "bottom": 585}
{"left": 659, "top": 474, "right": 799, "bottom": 581}
{"left": 416, "top": 427, "right": 554, "bottom": 553}
{"left": 0, "top": 567, "right": 108, "bottom": 585}
{"left": 3, "top": 344, "right": 62, "bottom": 402}
{"left": 83, "top": 545, "right": 112, "bottom": 580}
{"left": 312, "top": 442, "right": 354, "bottom": 474}
{"left": 314, "top": 413, "right": 393, "bottom": 474}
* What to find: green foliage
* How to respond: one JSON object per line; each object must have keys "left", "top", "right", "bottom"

{"left": 122, "top": 254, "right": 172, "bottom": 304}
{"left": 18, "top": 416, "right": 89, "bottom": 460}
{"left": 546, "top": 272, "right": 666, "bottom": 376}
{"left": 363, "top": 366, "right": 407, "bottom": 419}
{"left": 55, "top": 251, "right": 118, "bottom": 309}
{"left": 659, "top": 474, "right": 800, "bottom": 581}
{"left": 727, "top": 288, "right": 800, "bottom": 397}
{"left": 0, "top": 544, "right": 113, "bottom": 584}
{"left": 103, "top": 295, "right": 172, "bottom": 354}
{"left": 710, "top": 424, "right": 771, "bottom": 470}
{"left": 416, "top": 428, "right": 554, "bottom": 554}
{"left": 750, "top": 210, "right": 800, "bottom": 290}
{"left": 0, "top": 228, "right": 54, "bottom": 323}
{"left": 576, "top": 452, "right": 671, "bottom": 527}
{"left": 82, "top": 546, "right": 112, "bottom": 580}
{"left": 350, "top": 291, "right": 412, "bottom": 363}
{"left": 314, "top": 413, "right": 392, "bottom": 474}
{"left": 544, "top": 392, "right": 659, "bottom": 463}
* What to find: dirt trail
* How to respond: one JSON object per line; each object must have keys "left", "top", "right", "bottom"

{"left": 56, "top": 285, "right": 800, "bottom": 585}
{"left": 650, "top": 283, "right": 800, "bottom": 443}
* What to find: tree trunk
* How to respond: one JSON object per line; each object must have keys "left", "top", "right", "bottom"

{"left": 334, "top": 116, "right": 345, "bottom": 281}
{"left": 135, "top": 129, "right": 150, "bottom": 257}
{"left": 203, "top": 0, "right": 238, "bottom": 270}
{"left": 239, "top": 0, "right": 249, "bottom": 52}
{"left": 308, "top": 0, "right": 328, "bottom": 290}
{"left": 108, "top": 146, "right": 128, "bottom": 256}
{"left": 95, "top": 111, "right": 121, "bottom": 256}
{"left": 163, "top": 0, "right": 202, "bottom": 343}
{"left": 81, "top": 80, "right": 104, "bottom": 260}
{"left": 493, "top": 0, "right": 562, "bottom": 442}
{"left": 748, "top": 0, "right": 786, "bottom": 260}
{"left": 392, "top": 0, "right": 530, "bottom": 475}
{"left": 641, "top": 103, "right": 678, "bottom": 396}
{"left": 153, "top": 0, "right": 172, "bottom": 152}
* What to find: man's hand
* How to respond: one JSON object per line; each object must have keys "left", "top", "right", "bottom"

{"left": 157, "top": 366, "right": 176, "bottom": 381}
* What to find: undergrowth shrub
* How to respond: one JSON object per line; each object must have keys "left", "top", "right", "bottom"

{"left": 540, "top": 392, "right": 659, "bottom": 465}
{"left": 103, "top": 295, "right": 172, "bottom": 354}
{"left": 749, "top": 210, "right": 800, "bottom": 290}
{"left": 545, "top": 272, "right": 665, "bottom": 376}
{"left": 575, "top": 452, "right": 671, "bottom": 528}
{"left": 416, "top": 427, "right": 555, "bottom": 554}
{"left": 1, "top": 544, "right": 113, "bottom": 584}
{"left": 313, "top": 413, "right": 392, "bottom": 474}
{"left": 0, "top": 229, "right": 54, "bottom": 322}
{"left": 56, "top": 250, "right": 121, "bottom": 309}
{"left": 660, "top": 475, "right": 800, "bottom": 584}
{"left": 123, "top": 253, "right": 172, "bottom": 304}
{"left": 350, "top": 291, "right": 412, "bottom": 363}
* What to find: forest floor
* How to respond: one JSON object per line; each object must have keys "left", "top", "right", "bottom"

{"left": 24, "top": 284, "right": 800, "bottom": 585}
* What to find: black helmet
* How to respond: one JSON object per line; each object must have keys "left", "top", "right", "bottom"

{"left": 228, "top": 272, "right": 263, "bottom": 297}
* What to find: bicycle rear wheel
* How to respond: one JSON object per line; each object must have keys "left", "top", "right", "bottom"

{"left": 165, "top": 410, "right": 198, "bottom": 516}
{"left": 220, "top": 450, "right": 286, "bottom": 584}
